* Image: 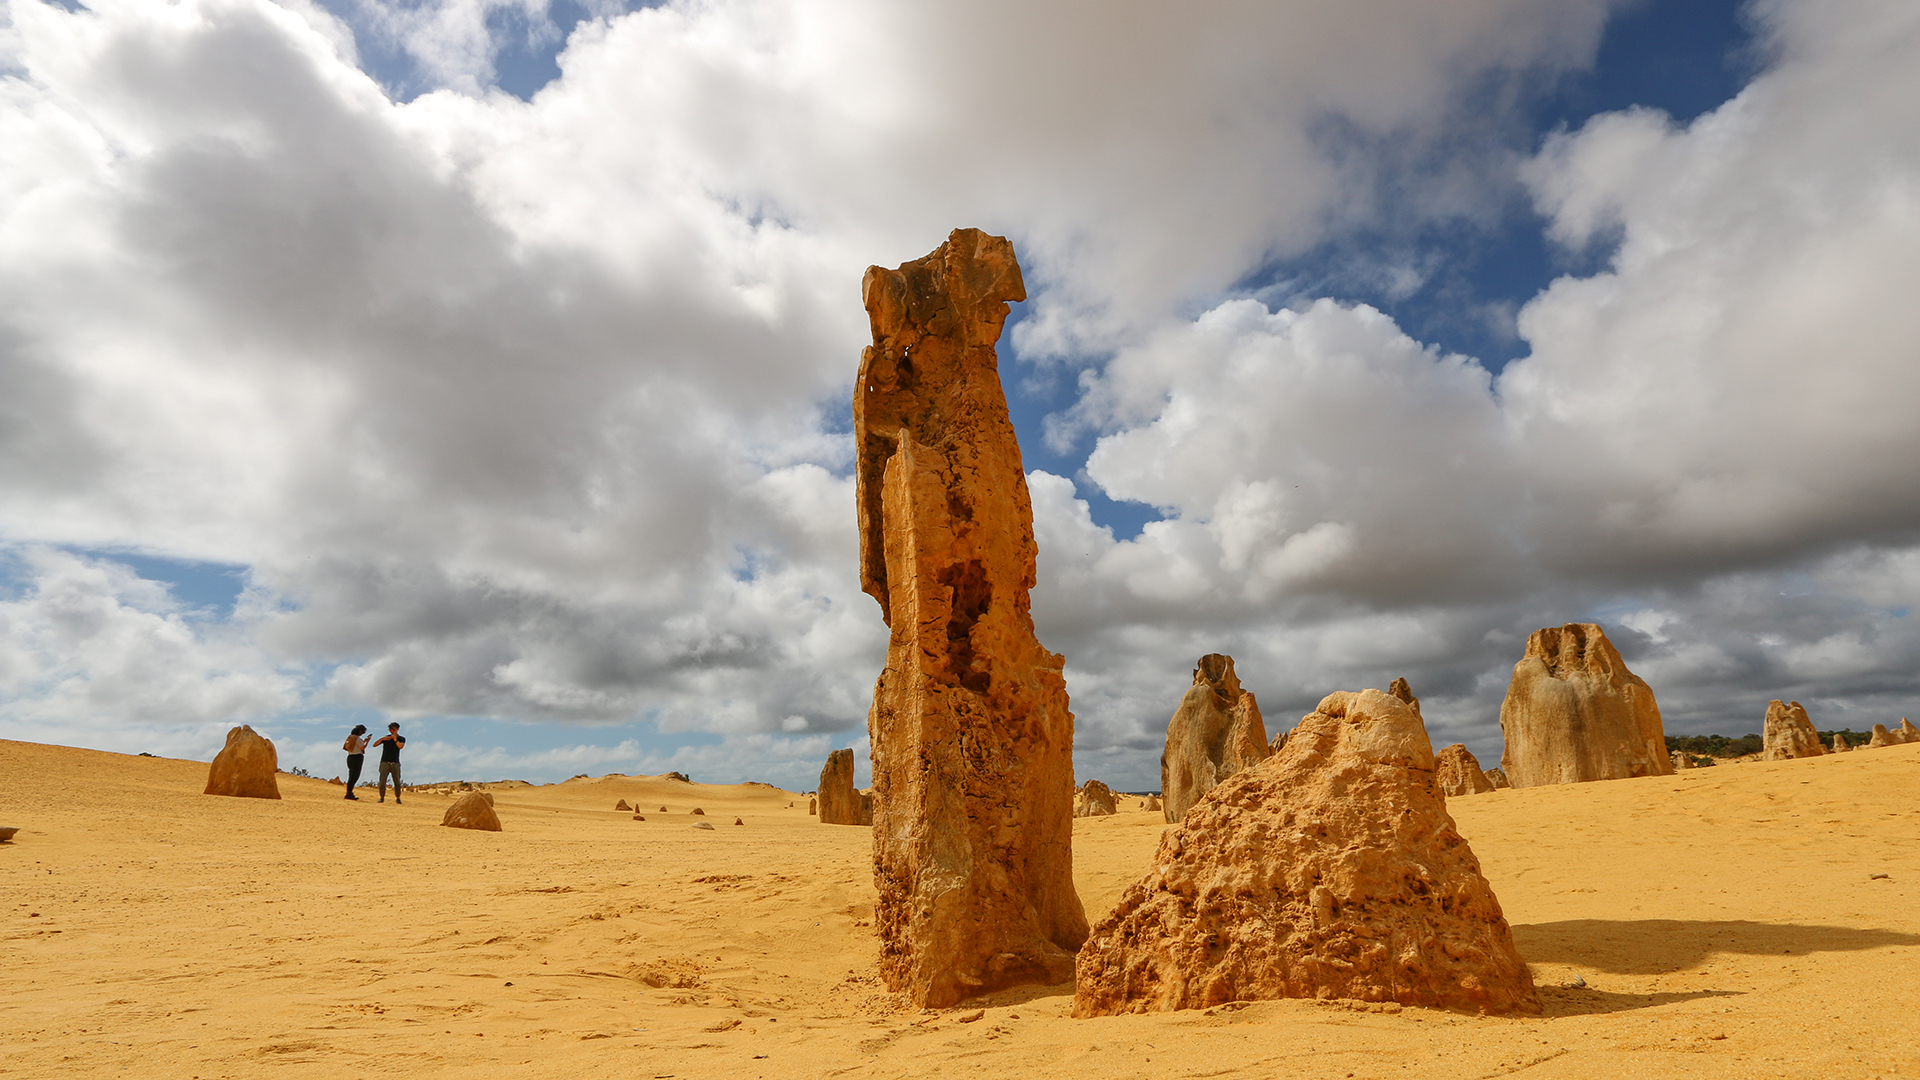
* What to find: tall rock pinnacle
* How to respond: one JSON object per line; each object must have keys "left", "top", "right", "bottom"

{"left": 854, "top": 228, "right": 1088, "bottom": 1006}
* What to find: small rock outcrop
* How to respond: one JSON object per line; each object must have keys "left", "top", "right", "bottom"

{"left": 1389, "top": 676, "right": 1422, "bottom": 717}
{"left": 1902, "top": 719, "right": 1920, "bottom": 742}
{"left": 442, "top": 791, "right": 501, "bottom": 831}
{"left": 1435, "top": 744, "right": 1495, "bottom": 796}
{"left": 690, "top": 807, "right": 705, "bottom": 816}
{"left": 1672, "top": 751, "right": 1695, "bottom": 769}
{"left": 692, "top": 822, "right": 715, "bottom": 831}
{"left": 1483, "top": 767, "right": 1512, "bottom": 789}
{"left": 808, "top": 798, "right": 817, "bottom": 815}
{"left": 203, "top": 726, "right": 282, "bottom": 800}
{"left": 1074, "top": 780, "right": 1117, "bottom": 818}
{"left": 1498, "top": 624, "right": 1671, "bottom": 787}
{"left": 1761, "top": 700, "right": 1824, "bottom": 761}
{"left": 733, "top": 817, "right": 744, "bottom": 826}
{"left": 1074, "top": 689, "right": 1538, "bottom": 1017}
{"left": 856, "top": 229, "right": 1087, "bottom": 1005}
{"left": 1869, "top": 724, "right": 1898, "bottom": 748}
{"left": 1831, "top": 733, "right": 1851, "bottom": 753}
{"left": 615, "top": 800, "right": 632, "bottom": 811}
{"left": 632, "top": 814, "right": 646, "bottom": 820}
{"left": 817, "top": 749, "right": 873, "bottom": 826}
{"left": 1142, "top": 795, "right": 1163, "bottom": 812}
{"left": 1161, "top": 654, "right": 1271, "bottom": 823}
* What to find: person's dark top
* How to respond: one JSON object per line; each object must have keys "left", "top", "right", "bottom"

{"left": 379, "top": 734, "right": 405, "bottom": 763}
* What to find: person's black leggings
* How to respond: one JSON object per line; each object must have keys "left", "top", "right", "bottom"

{"left": 345, "top": 753, "right": 365, "bottom": 795}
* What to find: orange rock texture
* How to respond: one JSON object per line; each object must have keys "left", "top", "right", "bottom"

{"left": 1161, "top": 654, "right": 1270, "bottom": 823}
{"left": 202, "top": 725, "right": 281, "bottom": 800}
{"left": 816, "top": 748, "right": 872, "bottom": 826}
{"left": 854, "top": 228, "right": 1087, "bottom": 1006}
{"left": 1436, "top": 743, "right": 1496, "bottom": 796}
{"left": 1761, "top": 700, "right": 1825, "bottom": 761}
{"left": 1074, "top": 689, "right": 1538, "bottom": 1017}
{"left": 1498, "top": 623, "right": 1672, "bottom": 787}
{"left": 1074, "top": 780, "right": 1117, "bottom": 818}
{"left": 442, "top": 791, "right": 501, "bottom": 831}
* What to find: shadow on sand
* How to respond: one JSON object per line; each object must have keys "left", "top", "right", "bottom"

{"left": 1511, "top": 918, "right": 1920, "bottom": 976}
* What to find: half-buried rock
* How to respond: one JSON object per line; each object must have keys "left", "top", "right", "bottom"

{"left": 817, "top": 748, "right": 873, "bottom": 826}
{"left": 1074, "top": 780, "right": 1117, "bottom": 818}
{"left": 1498, "top": 623, "right": 1671, "bottom": 787}
{"left": 442, "top": 791, "right": 500, "bottom": 831}
{"left": 1161, "top": 654, "right": 1270, "bottom": 823}
{"left": 203, "top": 725, "right": 282, "bottom": 800}
{"left": 1869, "top": 724, "right": 1899, "bottom": 748}
{"left": 1074, "top": 689, "right": 1538, "bottom": 1016}
{"left": 1483, "top": 767, "right": 1512, "bottom": 790}
{"left": 1761, "top": 700, "right": 1824, "bottom": 761}
{"left": 1436, "top": 744, "right": 1495, "bottom": 797}
{"left": 856, "top": 228, "right": 1087, "bottom": 1006}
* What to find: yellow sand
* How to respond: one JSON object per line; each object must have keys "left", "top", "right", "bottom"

{"left": 3, "top": 737, "right": 1918, "bottom": 1079}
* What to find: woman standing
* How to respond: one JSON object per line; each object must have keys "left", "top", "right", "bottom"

{"left": 342, "top": 724, "right": 371, "bottom": 800}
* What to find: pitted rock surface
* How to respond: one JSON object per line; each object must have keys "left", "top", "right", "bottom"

{"left": 1498, "top": 624, "right": 1671, "bottom": 787}
{"left": 855, "top": 228, "right": 1087, "bottom": 1006}
{"left": 1074, "top": 689, "right": 1538, "bottom": 1017}
{"left": 1074, "top": 780, "right": 1117, "bottom": 818}
{"left": 1161, "top": 654, "right": 1271, "bottom": 823}
{"left": 1436, "top": 743, "right": 1495, "bottom": 796}
{"left": 442, "top": 791, "right": 500, "bottom": 831}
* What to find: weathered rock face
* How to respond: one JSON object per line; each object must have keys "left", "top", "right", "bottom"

{"left": 1831, "top": 733, "right": 1851, "bottom": 753}
{"left": 1074, "top": 689, "right": 1538, "bottom": 1017}
{"left": 1436, "top": 744, "right": 1495, "bottom": 797}
{"left": 1498, "top": 624, "right": 1672, "bottom": 787}
{"left": 1389, "top": 677, "right": 1422, "bottom": 718}
{"left": 1761, "top": 700, "right": 1824, "bottom": 761}
{"left": 1074, "top": 780, "right": 1117, "bottom": 818}
{"left": 615, "top": 799, "right": 632, "bottom": 811}
{"left": 1161, "top": 654, "right": 1271, "bottom": 823}
{"left": 817, "top": 749, "right": 873, "bottom": 826}
{"left": 1484, "top": 767, "right": 1512, "bottom": 790}
{"left": 1901, "top": 719, "right": 1920, "bottom": 742}
{"left": 808, "top": 798, "right": 817, "bottom": 815}
{"left": 442, "top": 791, "right": 501, "bottom": 831}
{"left": 1869, "top": 724, "right": 1899, "bottom": 748}
{"left": 1672, "top": 751, "right": 1695, "bottom": 769}
{"left": 203, "top": 726, "right": 282, "bottom": 800}
{"left": 1143, "top": 795, "right": 1163, "bottom": 812}
{"left": 855, "top": 229, "right": 1087, "bottom": 1006}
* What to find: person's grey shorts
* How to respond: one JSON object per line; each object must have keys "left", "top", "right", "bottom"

{"left": 378, "top": 761, "right": 402, "bottom": 783}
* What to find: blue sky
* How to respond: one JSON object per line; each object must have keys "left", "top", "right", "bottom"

{"left": 4, "top": 0, "right": 1920, "bottom": 790}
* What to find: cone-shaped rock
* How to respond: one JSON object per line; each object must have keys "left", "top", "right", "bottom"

{"left": 1869, "top": 724, "right": 1899, "bottom": 748}
{"left": 1161, "top": 654, "right": 1271, "bottom": 823}
{"left": 1074, "top": 780, "right": 1117, "bottom": 818}
{"left": 1901, "top": 719, "right": 1920, "bottom": 743}
{"left": 1389, "top": 676, "right": 1422, "bottom": 718}
{"left": 855, "top": 228, "right": 1087, "bottom": 1006}
{"left": 1484, "top": 767, "right": 1512, "bottom": 789}
{"left": 203, "top": 725, "right": 282, "bottom": 800}
{"left": 817, "top": 749, "right": 872, "bottom": 826}
{"left": 1761, "top": 700, "right": 1824, "bottom": 761}
{"left": 1436, "top": 743, "right": 1495, "bottom": 796}
{"left": 1672, "top": 751, "right": 1695, "bottom": 769}
{"left": 442, "top": 791, "right": 501, "bottom": 831}
{"left": 1832, "top": 733, "right": 1851, "bottom": 753}
{"left": 1074, "top": 689, "right": 1538, "bottom": 1017}
{"left": 1498, "top": 624, "right": 1672, "bottom": 787}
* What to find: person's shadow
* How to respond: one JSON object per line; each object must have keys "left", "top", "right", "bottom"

{"left": 1512, "top": 918, "right": 1920, "bottom": 1016}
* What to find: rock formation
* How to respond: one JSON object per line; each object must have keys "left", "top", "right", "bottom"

{"left": 1761, "top": 700, "right": 1824, "bottom": 761}
{"left": 690, "top": 807, "right": 705, "bottom": 816}
{"left": 1484, "top": 767, "right": 1512, "bottom": 789}
{"left": 1436, "top": 744, "right": 1495, "bottom": 797}
{"left": 1831, "top": 733, "right": 1851, "bottom": 753}
{"left": 733, "top": 817, "right": 744, "bottom": 826}
{"left": 1074, "top": 780, "right": 1117, "bottom": 818}
{"left": 856, "top": 228, "right": 1087, "bottom": 1006}
{"left": 816, "top": 749, "right": 873, "bottom": 826}
{"left": 203, "top": 726, "right": 282, "bottom": 800}
{"left": 1161, "top": 654, "right": 1271, "bottom": 823}
{"left": 1869, "top": 724, "right": 1899, "bottom": 748}
{"left": 1902, "top": 719, "right": 1920, "bottom": 742}
{"left": 615, "top": 800, "right": 632, "bottom": 811}
{"left": 1074, "top": 689, "right": 1538, "bottom": 1017}
{"left": 1498, "top": 624, "right": 1672, "bottom": 787}
{"left": 1142, "top": 795, "right": 1163, "bottom": 812}
{"left": 1672, "top": 751, "right": 1695, "bottom": 769}
{"left": 691, "top": 822, "right": 715, "bottom": 831}
{"left": 808, "top": 798, "right": 817, "bottom": 815}
{"left": 1389, "top": 676, "right": 1422, "bottom": 718}
{"left": 442, "top": 791, "right": 500, "bottom": 831}
{"left": 632, "top": 814, "right": 646, "bottom": 820}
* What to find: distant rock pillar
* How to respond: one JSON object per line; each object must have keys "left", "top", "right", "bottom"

{"left": 1498, "top": 623, "right": 1672, "bottom": 787}
{"left": 1435, "top": 743, "right": 1495, "bottom": 796}
{"left": 855, "top": 228, "right": 1088, "bottom": 1006}
{"left": 1760, "top": 700, "right": 1825, "bottom": 761}
{"left": 203, "top": 725, "right": 282, "bottom": 800}
{"left": 1161, "top": 654, "right": 1271, "bottom": 822}
{"left": 816, "top": 748, "right": 873, "bottom": 825}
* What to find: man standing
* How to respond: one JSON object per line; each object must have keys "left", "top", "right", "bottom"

{"left": 372, "top": 722, "right": 407, "bottom": 804}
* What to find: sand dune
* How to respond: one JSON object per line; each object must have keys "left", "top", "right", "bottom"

{"left": 3, "top": 737, "right": 1918, "bottom": 1078}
